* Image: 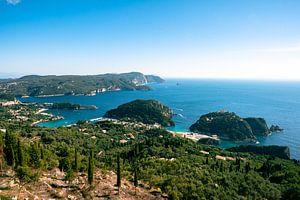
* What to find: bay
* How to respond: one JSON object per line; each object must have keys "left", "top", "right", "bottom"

{"left": 20, "top": 79, "right": 300, "bottom": 159}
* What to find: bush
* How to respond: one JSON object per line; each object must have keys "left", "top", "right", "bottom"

{"left": 16, "top": 166, "right": 39, "bottom": 183}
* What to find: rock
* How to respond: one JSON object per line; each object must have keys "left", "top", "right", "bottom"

{"left": 270, "top": 125, "right": 284, "bottom": 132}
{"left": 243, "top": 117, "right": 269, "bottom": 136}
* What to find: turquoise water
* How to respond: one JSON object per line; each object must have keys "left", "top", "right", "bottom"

{"left": 20, "top": 79, "right": 300, "bottom": 159}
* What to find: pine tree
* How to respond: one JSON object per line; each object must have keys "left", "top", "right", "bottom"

{"left": 88, "top": 150, "right": 93, "bottom": 185}
{"left": 117, "top": 154, "right": 121, "bottom": 192}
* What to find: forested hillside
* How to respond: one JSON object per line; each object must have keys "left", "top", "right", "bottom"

{"left": 0, "top": 72, "right": 164, "bottom": 97}
{"left": 0, "top": 102, "right": 299, "bottom": 199}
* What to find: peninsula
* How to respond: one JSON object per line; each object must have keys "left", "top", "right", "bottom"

{"left": 190, "top": 111, "right": 281, "bottom": 141}
{"left": 0, "top": 72, "right": 164, "bottom": 97}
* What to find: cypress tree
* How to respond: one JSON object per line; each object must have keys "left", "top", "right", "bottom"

{"left": 133, "top": 143, "right": 139, "bottom": 189}
{"left": 74, "top": 148, "right": 78, "bottom": 172}
{"left": 10, "top": 145, "right": 15, "bottom": 168}
{"left": 0, "top": 134, "right": 3, "bottom": 171}
{"left": 65, "top": 160, "right": 74, "bottom": 181}
{"left": 229, "top": 164, "right": 233, "bottom": 172}
{"left": 245, "top": 162, "right": 251, "bottom": 174}
{"left": 16, "top": 139, "right": 24, "bottom": 167}
{"left": 117, "top": 154, "right": 121, "bottom": 192}
{"left": 88, "top": 150, "right": 93, "bottom": 185}
{"left": 4, "top": 131, "right": 17, "bottom": 166}
{"left": 29, "top": 142, "right": 41, "bottom": 168}
{"left": 134, "top": 167, "right": 138, "bottom": 188}
{"left": 40, "top": 145, "right": 44, "bottom": 160}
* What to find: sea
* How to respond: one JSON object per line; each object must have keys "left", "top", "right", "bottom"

{"left": 20, "top": 79, "right": 300, "bottom": 159}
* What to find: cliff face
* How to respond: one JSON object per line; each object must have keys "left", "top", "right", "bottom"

{"left": 104, "top": 99, "right": 174, "bottom": 126}
{"left": 190, "top": 111, "right": 272, "bottom": 141}
{"left": 227, "top": 145, "right": 290, "bottom": 159}
{"left": 244, "top": 117, "right": 269, "bottom": 136}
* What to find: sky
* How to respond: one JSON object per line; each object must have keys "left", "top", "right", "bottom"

{"left": 0, "top": 0, "right": 300, "bottom": 79}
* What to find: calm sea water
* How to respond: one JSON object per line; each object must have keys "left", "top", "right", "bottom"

{"left": 20, "top": 79, "right": 300, "bottom": 159}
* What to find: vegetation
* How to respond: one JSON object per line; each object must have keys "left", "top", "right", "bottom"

{"left": 0, "top": 101, "right": 299, "bottom": 199}
{"left": 0, "top": 93, "right": 15, "bottom": 101}
{"left": 228, "top": 145, "right": 291, "bottom": 159}
{"left": 88, "top": 150, "right": 94, "bottom": 185}
{"left": 104, "top": 99, "right": 175, "bottom": 126}
{"left": 49, "top": 102, "right": 97, "bottom": 110}
{"left": 190, "top": 111, "right": 274, "bottom": 141}
{"left": 197, "top": 137, "right": 220, "bottom": 146}
{"left": 0, "top": 72, "right": 164, "bottom": 97}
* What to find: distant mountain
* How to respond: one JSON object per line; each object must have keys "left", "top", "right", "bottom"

{"left": 104, "top": 99, "right": 174, "bottom": 126}
{"left": 0, "top": 72, "right": 164, "bottom": 97}
{"left": 0, "top": 72, "right": 24, "bottom": 79}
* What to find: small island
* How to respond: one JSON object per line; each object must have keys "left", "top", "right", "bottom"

{"left": 104, "top": 99, "right": 175, "bottom": 126}
{"left": 189, "top": 111, "right": 282, "bottom": 141}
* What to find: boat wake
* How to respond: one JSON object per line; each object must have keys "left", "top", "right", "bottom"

{"left": 177, "top": 113, "right": 186, "bottom": 119}
{"left": 173, "top": 108, "right": 184, "bottom": 111}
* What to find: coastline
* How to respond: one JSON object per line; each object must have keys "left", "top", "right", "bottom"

{"left": 17, "top": 79, "right": 300, "bottom": 159}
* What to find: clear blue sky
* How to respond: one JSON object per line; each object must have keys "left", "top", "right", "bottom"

{"left": 1, "top": 0, "right": 300, "bottom": 79}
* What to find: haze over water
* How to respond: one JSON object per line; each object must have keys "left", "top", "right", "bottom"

{"left": 21, "top": 79, "right": 300, "bottom": 159}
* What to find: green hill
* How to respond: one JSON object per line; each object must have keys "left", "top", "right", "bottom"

{"left": 190, "top": 111, "right": 272, "bottom": 141}
{"left": 104, "top": 99, "right": 174, "bottom": 126}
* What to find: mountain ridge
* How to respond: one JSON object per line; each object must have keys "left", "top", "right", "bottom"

{"left": 0, "top": 72, "right": 164, "bottom": 97}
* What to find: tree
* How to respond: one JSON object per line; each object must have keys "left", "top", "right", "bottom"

{"left": 65, "top": 161, "right": 74, "bottom": 181}
{"left": 0, "top": 134, "right": 4, "bottom": 172}
{"left": 40, "top": 145, "right": 44, "bottom": 160}
{"left": 134, "top": 167, "right": 138, "bottom": 188}
{"left": 133, "top": 143, "right": 139, "bottom": 189}
{"left": 117, "top": 154, "right": 121, "bottom": 192}
{"left": 29, "top": 142, "right": 41, "bottom": 168}
{"left": 88, "top": 150, "right": 93, "bottom": 185}
{"left": 9, "top": 145, "right": 15, "bottom": 168}
{"left": 245, "top": 162, "right": 251, "bottom": 174}
{"left": 4, "top": 131, "right": 17, "bottom": 166}
{"left": 74, "top": 148, "right": 78, "bottom": 172}
{"left": 16, "top": 139, "right": 24, "bottom": 167}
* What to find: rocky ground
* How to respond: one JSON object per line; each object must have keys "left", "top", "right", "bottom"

{"left": 0, "top": 168, "right": 164, "bottom": 200}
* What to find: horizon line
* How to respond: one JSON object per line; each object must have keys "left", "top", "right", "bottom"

{"left": 1, "top": 72, "right": 300, "bottom": 82}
